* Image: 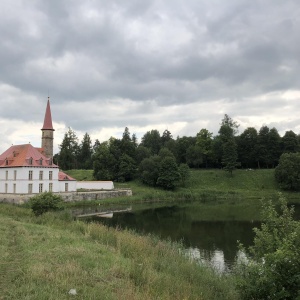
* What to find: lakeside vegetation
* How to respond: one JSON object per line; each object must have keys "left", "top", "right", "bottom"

{"left": 1, "top": 168, "right": 300, "bottom": 298}
{"left": 0, "top": 204, "right": 238, "bottom": 300}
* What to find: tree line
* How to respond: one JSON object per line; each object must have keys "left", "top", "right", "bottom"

{"left": 53, "top": 114, "right": 300, "bottom": 186}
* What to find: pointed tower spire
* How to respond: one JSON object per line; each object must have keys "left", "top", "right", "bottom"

{"left": 42, "top": 97, "right": 54, "bottom": 130}
{"left": 41, "top": 97, "right": 55, "bottom": 158}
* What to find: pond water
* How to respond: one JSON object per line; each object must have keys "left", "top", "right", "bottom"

{"left": 77, "top": 201, "right": 300, "bottom": 273}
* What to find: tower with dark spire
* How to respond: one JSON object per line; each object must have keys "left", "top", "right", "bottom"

{"left": 41, "top": 97, "right": 55, "bottom": 158}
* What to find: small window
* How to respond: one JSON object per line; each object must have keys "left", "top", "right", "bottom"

{"left": 5, "top": 159, "right": 8, "bottom": 165}
{"left": 39, "top": 183, "right": 43, "bottom": 193}
{"left": 5, "top": 183, "right": 8, "bottom": 193}
{"left": 65, "top": 183, "right": 68, "bottom": 192}
{"left": 14, "top": 170, "right": 17, "bottom": 181}
{"left": 29, "top": 171, "right": 33, "bottom": 180}
{"left": 29, "top": 158, "right": 33, "bottom": 165}
{"left": 39, "top": 171, "right": 43, "bottom": 180}
{"left": 49, "top": 183, "right": 53, "bottom": 192}
{"left": 13, "top": 184, "right": 16, "bottom": 194}
{"left": 39, "top": 158, "right": 43, "bottom": 166}
{"left": 6, "top": 171, "right": 8, "bottom": 180}
{"left": 49, "top": 171, "right": 53, "bottom": 180}
{"left": 28, "top": 184, "right": 33, "bottom": 194}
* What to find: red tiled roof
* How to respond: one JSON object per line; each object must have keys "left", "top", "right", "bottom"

{"left": 41, "top": 98, "right": 54, "bottom": 131}
{"left": 58, "top": 171, "right": 76, "bottom": 181}
{"left": 0, "top": 144, "right": 58, "bottom": 168}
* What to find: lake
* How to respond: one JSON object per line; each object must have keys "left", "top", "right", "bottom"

{"left": 75, "top": 201, "right": 300, "bottom": 272}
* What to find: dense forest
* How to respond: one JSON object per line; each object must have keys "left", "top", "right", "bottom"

{"left": 54, "top": 114, "right": 300, "bottom": 186}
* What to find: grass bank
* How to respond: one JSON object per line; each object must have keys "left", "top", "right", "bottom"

{"left": 64, "top": 169, "right": 300, "bottom": 211}
{"left": 0, "top": 204, "right": 239, "bottom": 299}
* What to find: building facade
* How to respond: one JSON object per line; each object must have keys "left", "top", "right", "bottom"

{"left": 0, "top": 99, "right": 77, "bottom": 194}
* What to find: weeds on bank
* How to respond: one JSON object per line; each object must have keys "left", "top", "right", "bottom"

{"left": 0, "top": 204, "right": 239, "bottom": 300}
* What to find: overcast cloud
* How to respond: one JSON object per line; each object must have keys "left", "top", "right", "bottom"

{"left": 1, "top": 0, "right": 300, "bottom": 154}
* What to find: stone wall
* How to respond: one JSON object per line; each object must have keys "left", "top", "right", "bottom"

{"left": 0, "top": 189, "right": 132, "bottom": 205}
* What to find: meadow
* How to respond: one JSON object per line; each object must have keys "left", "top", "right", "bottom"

{"left": 1, "top": 168, "right": 299, "bottom": 299}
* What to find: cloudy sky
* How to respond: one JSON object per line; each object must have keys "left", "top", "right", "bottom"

{"left": 1, "top": 0, "right": 300, "bottom": 154}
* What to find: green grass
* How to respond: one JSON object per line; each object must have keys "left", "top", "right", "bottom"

{"left": 0, "top": 204, "right": 239, "bottom": 299}
{"left": 64, "top": 169, "right": 94, "bottom": 181}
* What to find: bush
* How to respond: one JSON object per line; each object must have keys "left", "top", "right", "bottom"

{"left": 236, "top": 193, "right": 300, "bottom": 299}
{"left": 275, "top": 152, "right": 300, "bottom": 190}
{"left": 29, "top": 192, "right": 64, "bottom": 216}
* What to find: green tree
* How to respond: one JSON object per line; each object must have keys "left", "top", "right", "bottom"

{"left": 120, "top": 127, "right": 137, "bottom": 159}
{"left": 141, "top": 130, "right": 162, "bottom": 155}
{"left": 257, "top": 126, "right": 270, "bottom": 168}
{"left": 136, "top": 145, "right": 152, "bottom": 165}
{"left": 58, "top": 127, "right": 79, "bottom": 170}
{"left": 93, "top": 142, "right": 117, "bottom": 180}
{"left": 78, "top": 132, "right": 93, "bottom": 169}
{"left": 282, "top": 130, "right": 299, "bottom": 153}
{"left": 218, "top": 115, "right": 239, "bottom": 174}
{"left": 222, "top": 138, "right": 240, "bottom": 175}
{"left": 117, "top": 154, "right": 136, "bottom": 182}
{"left": 161, "top": 129, "right": 173, "bottom": 146}
{"left": 157, "top": 156, "right": 180, "bottom": 190}
{"left": 275, "top": 152, "right": 300, "bottom": 191}
{"left": 237, "top": 194, "right": 300, "bottom": 299}
{"left": 267, "top": 127, "right": 282, "bottom": 168}
{"left": 139, "top": 155, "right": 161, "bottom": 186}
{"left": 175, "top": 136, "right": 196, "bottom": 164}
{"left": 186, "top": 145, "right": 203, "bottom": 168}
{"left": 196, "top": 128, "right": 213, "bottom": 168}
{"left": 237, "top": 127, "right": 258, "bottom": 168}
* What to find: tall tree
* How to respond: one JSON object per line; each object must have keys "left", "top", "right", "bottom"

{"left": 196, "top": 128, "right": 213, "bottom": 168}
{"left": 267, "top": 127, "right": 281, "bottom": 168}
{"left": 237, "top": 127, "right": 258, "bottom": 168}
{"left": 218, "top": 114, "right": 239, "bottom": 174}
{"left": 141, "top": 130, "right": 162, "bottom": 155}
{"left": 57, "top": 127, "right": 79, "bottom": 170}
{"left": 78, "top": 132, "right": 93, "bottom": 169}
{"left": 120, "top": 127, "right": 137, "bottom": 159}
{"left": 257, "top": 126, "right": 270, "bottom": 168}
{"left": 282, "top": 130, "right": 299, "bottom": 153}
{"left": 161, "top": 129, "right": 173, "bottom": 146}
{"left": 93, "top": 142, "right": 117, "bottom": 180}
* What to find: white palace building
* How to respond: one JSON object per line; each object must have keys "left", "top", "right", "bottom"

{"left": 0, "top": 99, "right": 77, "bottom": 194}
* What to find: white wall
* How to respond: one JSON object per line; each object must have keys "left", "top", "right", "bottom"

{"left": 77, "top": 181, "right": 114, "bottom": 190}
{"left": 0, "top": 167, "right": 76, "bottom": 194}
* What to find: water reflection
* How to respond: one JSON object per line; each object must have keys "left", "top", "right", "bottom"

{"left": 78, "top": 202, "right": 300, "bottom": 272}
{"left": 88, "top": 204, "right": 261, "bottom": 271}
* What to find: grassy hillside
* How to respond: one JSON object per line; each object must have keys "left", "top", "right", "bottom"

{"left": 0, "top": 204, "right": 238, "bottom": 300}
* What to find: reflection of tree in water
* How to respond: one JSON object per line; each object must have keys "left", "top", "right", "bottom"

{"left": 95, "top": 205, "right": 260, "bottom": 270}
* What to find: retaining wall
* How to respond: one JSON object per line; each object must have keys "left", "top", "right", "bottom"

{"left": 0, "top": 189, "right": 132, "bottom": 205}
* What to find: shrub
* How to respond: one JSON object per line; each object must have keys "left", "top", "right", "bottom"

{"left": 275, "top": 152, "right": 300, "bottom": 190}
{"left": 29, "top": 192, "right": 64, "bottom": 216}
{"left": 236, "top": 193, "right": 300, "bottom": 299}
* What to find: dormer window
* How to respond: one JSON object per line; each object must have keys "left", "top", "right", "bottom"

{"left": 29, "top": 157, "right": 33, "bottom": 165}
{"left": 39, "top": 158, "right": 43, "bottom": 165}
{"left": 5, "top": 159, "right": 8, "bottom": 166}
{"left": 49, "top": 158, "right": 52, "bottom": 165}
